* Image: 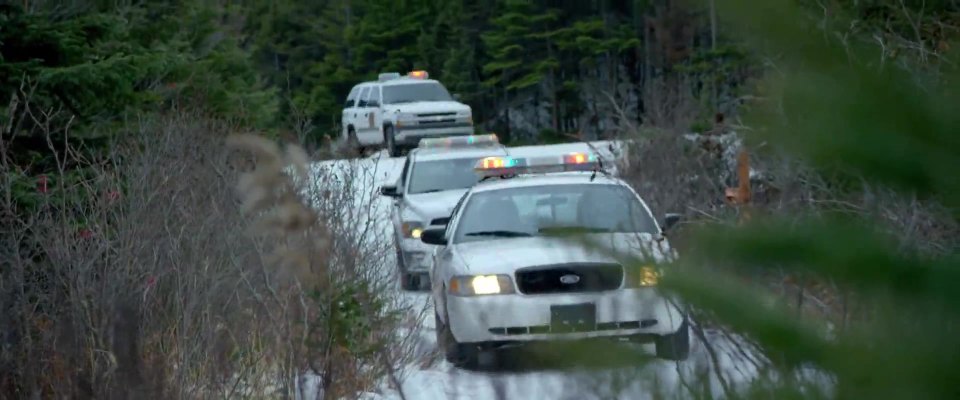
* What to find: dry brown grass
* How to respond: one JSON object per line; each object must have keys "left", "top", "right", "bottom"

{"left": 0, "top": 104, "right": 412, "bottom": 399}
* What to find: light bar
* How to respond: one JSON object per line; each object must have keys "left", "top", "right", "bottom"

{"left": 379, "top": 72, "right": 400, "bottom": 81}
{"left": 474, "top": 152, "right": 600, "bottom": 177}
{"left": 408, "top": 70, "right": 429, "bottom": 79}
{"left": 419, "top": 134, "right": 499, "bottom": 149}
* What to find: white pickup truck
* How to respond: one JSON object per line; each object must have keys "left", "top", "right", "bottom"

{"left": 341, "top": 71, "right": 474, "bottom": 157}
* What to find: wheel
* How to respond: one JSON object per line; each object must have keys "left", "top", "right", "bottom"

{"left": 400, "top": 273, "right": 419, "bottom": 291}
{"left": 385, "top": 125, "right": 400, "bottom": 157}
{"left": 347, "top": 128, "right": 363, "bottom": 157}
{"left": 436, "top": 301, "right": 479, "bottom": 369}
{"left": 655, "top": 318, "right": 690, "bottom": 361}
{"left": 396, "top": 246, "right": 413, "bottom": 290}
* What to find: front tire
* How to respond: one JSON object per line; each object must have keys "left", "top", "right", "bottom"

{"left": 436, "top": 303, "right": 479, "bottom": 369}
{"left": 347, "top": 128, "right": 363, "bottom": 157}
{"left": 384, "top": 125, "right": 400, "bottom": 157}
{"left": 655, "top": 318, "right": 690, "bottom": 361}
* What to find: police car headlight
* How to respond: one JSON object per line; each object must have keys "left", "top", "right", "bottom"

{"left": 401, "top": 221, "right": 424, "bottom": 238}
{"left": 625, "top": 265, "right": 661, "bottom": 287}
{"left": 449, "top": 274, "right": 515, "bottom": 296}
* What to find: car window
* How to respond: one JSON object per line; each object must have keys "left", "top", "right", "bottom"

{"left": 382, "top": 82, "right": 453, "bottom": 104}
{"left": 444, "top": 193, "right": 469, "bottom": 240}
{"left": 399, "top": 157, "right": 411, "bottom": 190}
{"left": 406, "top": 157, "right": 489, "bottom": 194}
{"left": 345, "top": 86, "right": 360, "bottom": 108}
{"left": 452, "top": 184, "right": 658, "bottom": 243}
{"left": 357, "top": 87, "right": 370, "bottom": 107}
{"left": 368, "top": 86, "right": 381, "bottom": 107}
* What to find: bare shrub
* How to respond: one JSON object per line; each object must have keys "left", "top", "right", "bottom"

{"left": 0, "top": 103, "right": 412, "bottom": 398}
{"left": 618, "top": 128, "right": 731, "bottom": 226}
{"left": 614, "top": 116, "right": 958, "bottom": 365}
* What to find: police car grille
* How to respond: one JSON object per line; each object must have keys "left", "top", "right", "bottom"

{"left": 515, "top": 263, "right": 623, "bottom": 295}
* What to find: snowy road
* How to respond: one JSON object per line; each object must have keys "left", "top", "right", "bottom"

{"left": 307, "top": 144, "right": 765, "bottom": 400}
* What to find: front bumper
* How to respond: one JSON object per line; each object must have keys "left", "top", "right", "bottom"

{"left": 397, "top": 237, "right": 434, "bottom": 273}
{"left": 445, "top": 289, "right": 684, "bottom": 343}
{"left": 394, "top": 123, "right": 474, "bottom": 145}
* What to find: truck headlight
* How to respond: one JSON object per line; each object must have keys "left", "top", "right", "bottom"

{"left": 456, "top": 110, "right": 472, "bottom": 124}
{"left": 401, "top": 221, "right": 424, "bottom": 238}
{"left": 396, "top": 112, "right": 417, "bottom": 127}
{"left": 449, "top": 274, "right": 515, "bottom": 296}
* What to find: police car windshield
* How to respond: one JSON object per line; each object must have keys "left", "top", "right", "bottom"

{"left": 407, "top": 157, "right": 485, "bottom": 194}
{"left": 383, "top": 82, "right": 453, "bottom": 104}
{"left": 454, "top": 184, "right": 658, "bottom": 243}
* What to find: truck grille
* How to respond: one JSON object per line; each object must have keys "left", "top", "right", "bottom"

{"left": 515, "top": 263, "right": 623, "bottom": 295}
{"left": 416, "top": 112, "right": 456, "bottom": 117}
{"left": 418, "top": 118, "right": 456, "bottom": 125}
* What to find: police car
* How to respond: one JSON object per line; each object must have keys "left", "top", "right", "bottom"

{"left": 341, "top": 71, "right": 474, "bottom": 157}
{"left": 419, "top": 153, "right": 689, "bottom": 368}
{"left": 379, "top": 135, "right": 508, "bottom": 290}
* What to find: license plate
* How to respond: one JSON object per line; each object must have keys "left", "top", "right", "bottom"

{"left": 550, "top": 303, "right": 596, "bottom": 333}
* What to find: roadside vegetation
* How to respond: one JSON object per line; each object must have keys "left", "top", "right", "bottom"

{"left": 2, "top": 0, "right": 958, "bottom": 399}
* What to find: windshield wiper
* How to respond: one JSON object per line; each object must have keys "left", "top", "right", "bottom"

{"left": 539, "top": 226, "right": 611, "bottom": 235}
{"left": 464, "top": 230, "right": 532, "bottom": 238}
{"left": 415, "top": 189, "right": 444, "bottom": 194}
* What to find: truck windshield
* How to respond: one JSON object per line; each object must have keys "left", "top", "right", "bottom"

{"left": 383, "top": 82, "right": 453, "bottom": 104}
{"left": 453, "top": 184, "right": 659, "bottom": 243}
{"left": 407, "top": 157, "right": 486, "bottom": 194}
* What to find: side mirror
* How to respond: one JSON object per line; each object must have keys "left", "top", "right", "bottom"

{"left": 420, "top": 227, "right": 447, "bottom": 246}
{"left": 380, "top": 185, "right": 400, "bottom": 197}
{"left": 452, "top": 93, "right": 462, "bottom": 101}
{"left": 662, "top": 213, "right": 683, "bottom": 233}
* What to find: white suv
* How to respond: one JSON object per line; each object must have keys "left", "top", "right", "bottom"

{"left": 341, "top": 71, "right": 474, "bottom": 157}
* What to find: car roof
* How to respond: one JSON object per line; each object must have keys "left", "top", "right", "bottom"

{"left": 380, "top": 77, "right": 441, "bottom": 87}
{"left": 352, "top": 77, "right": 441, "bottom": 91}
{"left": 469, "top": 172, "right": 626, "bottom": 193}
{"left": 411, "top": 146, "right": 509, "bottom": 162}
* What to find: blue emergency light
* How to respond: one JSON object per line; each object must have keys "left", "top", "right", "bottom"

{"left": 474, "top": 152, "right": 600, "bottom": 177}
{"left": 419, "top": 134, "right": 499, "bottom": 149}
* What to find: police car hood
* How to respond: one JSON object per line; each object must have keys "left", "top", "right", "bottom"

{"left": 453, "top": 233, "right": 671, "bottom": 274}
{"left": 404, "top": 189, "right": 467, "bottom": 224}
{"left": 386, "top": 101, "right": 469, "bottom": 114}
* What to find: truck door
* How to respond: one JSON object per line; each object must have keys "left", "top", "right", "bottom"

{"left": 342, "top": 85, "right": 361, "bottom": 140}
{"left": 359, "top": 86, "right": 383, "bottom": 145}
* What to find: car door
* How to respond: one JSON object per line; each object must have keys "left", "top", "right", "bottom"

{"left": 432, "top": 192, "right": 468, "bottom": 318}
{"left": 391, "top": 156, "right": 411, "bottom": 241}
{"left": 358, "top": 86, "right": 383, "bottom": 145}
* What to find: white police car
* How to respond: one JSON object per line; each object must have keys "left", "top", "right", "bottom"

{"left": 341, "top": 71, "right": 474, "bottom": 157}
{"left": 419, "top": 153, "right": 689, "bottom": 368}
{"left": 379, "top": 135, "right": 508, "bottom": 290}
